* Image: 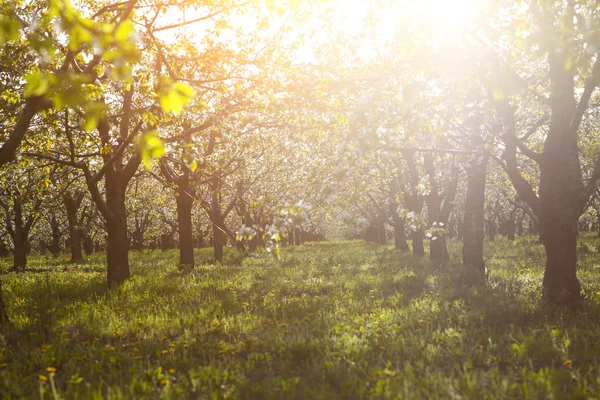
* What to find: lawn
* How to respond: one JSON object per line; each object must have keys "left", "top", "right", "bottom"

{"left": 2, "top": 236, "right": 600, "bottom": 399}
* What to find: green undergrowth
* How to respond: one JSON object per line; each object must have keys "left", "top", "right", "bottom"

{"left": 1, "top": 235, "right": 600, "bottom": 399}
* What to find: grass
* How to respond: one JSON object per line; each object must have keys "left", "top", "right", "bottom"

{"left": 1, "top": 235, "right": 600, "bottom": 399}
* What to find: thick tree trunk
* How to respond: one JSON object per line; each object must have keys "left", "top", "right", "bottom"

{"left": 176, "top": 194, "right": 194, "bottom": 269}
{"left": 393, "top": 217, "right": 409, "bottom": 251}
{"left": 105, "top": 182, "right": 130, "bottom": 286}
{"left": 462, "top": 157, "right": 487, "bottom": 284}
{"left": 64, "top": 194, "right": 83, "bottom": 263}
{"left": 411, "top": 229, "right": 425, "bottom": 257}
{"left": 13, "top": 233, "right": 27, "bottom": 270}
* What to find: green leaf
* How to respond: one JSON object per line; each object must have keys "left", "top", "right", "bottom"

{"left": 0, "top": 17, "right": 20, "bottom": 45}
{"left": 136, "top": 131, "right": 165, "bottom": 170}
{"left": 24, "top": 72, "right": 50, "bottom": 97}
{"left": 159, "top": 82, "right": 194, "bottom": 114}
{"left": 114, "top": 21, "right": 134, "bottom": 42}
{"left": 83, "top": 116, "right": 98, "bottom": 132}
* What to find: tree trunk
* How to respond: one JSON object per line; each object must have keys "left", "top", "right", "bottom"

{"left": 105, "top": 182, "right": 130, "bottom": 286}
{"left": 176, "top": 194, "right": 195, "bottom": 269}
{"left": 430, "top": 235, "right": 449, "bottom": 262}
{"left": 295, "top": 228, "right": 302, "bottom": 246}
{"left": 49, "top": 215, "right": 61, "bottom": 257}
{"left": 12, "top": 201, "right": 26, "bottom": 270}
{"left": 13, "top": 232, "right": 27, "bottom": 270}
{"left": 393, "top": 217, "right": 409, "bottom": 251}
{"left": 64, "top": 194, "right": 84, "bottom": 263}
{"left": 462, "top": 157, "right": 487, "bottom": 284}
{"left": 82, "top": 235, "right": 94, "bottom": 255}
{"left": 411, "top": 229, "right": 425, "bottom": 257}
{"left": 213, "top": 219, "right": 225, "bottom": 262}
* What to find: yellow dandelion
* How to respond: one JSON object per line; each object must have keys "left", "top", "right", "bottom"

{"left": 161, "top": 350, "right": 169, "bottom": 354}
{"left": 134, "top": 355, "right": 143, "bottom": 360}
{"left": 39, "top": 375, "right": 48, "bottom": 383}
{"left": 159, "top": 379, "right": 169, "bottom": 386}
{"left": 0, "top": 363, "right": 8, "bottom": 368}
{"left": 169, "top": 343, "right": 176, "bottom": 348}
{"left": 379, "top": 346, "right": 386, "bottom": 351}
{"left": 168, "top": 368, "right": 176, "bottom": 374}
{"left": 183, "top": 344, "right": 189, "bottom": 349}
{"left": 564, "top": 359, "right": 572, "bottom": 366}
{"left": 46, "top": 367, "right": 57, "bottom": 373}
{"left": 279, "top": 323, "right": 288, "bottom": 328}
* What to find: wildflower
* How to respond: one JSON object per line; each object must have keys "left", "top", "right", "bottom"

{"left": 168, "top": 368, "right": 176, "bottom": 374}
{"left": 159, "top": 379, "right": 169, "bottom": 386}
{"left": 161, "top": 350, "right": 169, "bottom": 354}
{"left": 46, "top": 367, "right": 57, "bottom": 373}
{"left": 134, "top": 355, "right": 143, "bottom": 360}
{"left": 183, "top": 344, "right": 189, "bottom": 349}
{"left": 564, "top": 360, "right": 572, "bottom": 367}
{"left": 379, "top": 346, "right": 386, "bottom": 350}
{"left": 169, "top": 343, "right": 176, "bottom": 348}
{"left": 0, "top": 363, "right": 7, "bottom": 368}
{"left": 39, "top": 375, "right": 48, "bottom": 383}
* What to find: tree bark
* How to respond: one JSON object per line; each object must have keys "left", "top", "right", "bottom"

{"left": 393, "top": 217, "right": 409, "bottom": 251}
{"left": 213, "top": 218, "right": 225, "bottom": 262}
{"left": 105, "top": 178, "right": 130, "bottom": 286}
{"left": 176, "top": 194, "right": 195, "bottom": 269}
{"left": 462, "top": 157, "right": 487, "bottom": 284}
{"left": 411, "top": 229, "right": 425, "bottom": 257}
{"left": 12, "top": 201, "right": 27, "bottom": 271}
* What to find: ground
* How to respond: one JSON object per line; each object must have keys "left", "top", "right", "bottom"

{"left": 1, "top": 235, "right": 600, "bottom": 399}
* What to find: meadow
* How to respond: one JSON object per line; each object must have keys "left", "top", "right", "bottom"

{"left": 2, "top": 236, "right": 600, "bottom": 399}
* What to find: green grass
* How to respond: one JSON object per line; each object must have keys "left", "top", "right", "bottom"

{"left": 1, "top": 236, "right": 600, "bottom": 399}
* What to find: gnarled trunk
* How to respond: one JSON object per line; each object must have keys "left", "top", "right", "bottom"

{"left": 176, "top": 194, "right": 195, "bottom": 269}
